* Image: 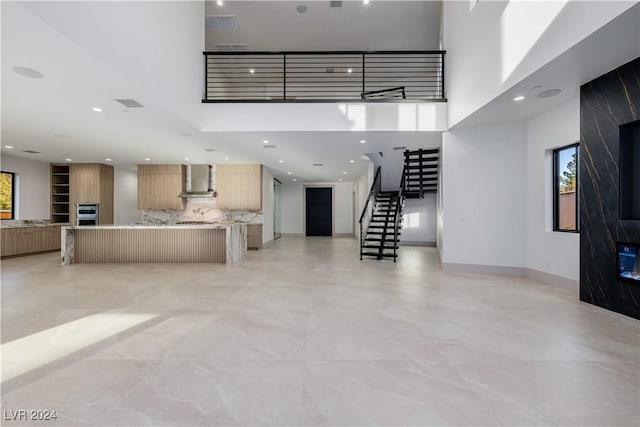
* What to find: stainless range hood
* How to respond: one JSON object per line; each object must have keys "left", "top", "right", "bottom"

{"left": 179, "top": 164, "right": 216, "bottom": 198}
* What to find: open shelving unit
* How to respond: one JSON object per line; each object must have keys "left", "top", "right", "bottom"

{"left": 51, "top": 164, "right": 70, "bottom": 223}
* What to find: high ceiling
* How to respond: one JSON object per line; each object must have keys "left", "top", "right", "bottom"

{"left": 205, "top": 1, "right": 442, "bottom": 51}
{"left": 1, "top": 1, "right": 443, "bottom": 183}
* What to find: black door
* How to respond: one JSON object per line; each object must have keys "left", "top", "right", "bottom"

{"left": 306, "top": 187, "right": 332, "bottom": 236}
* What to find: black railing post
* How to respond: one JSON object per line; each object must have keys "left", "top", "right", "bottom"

{"left": 441, "top": 52, "right": 446, "bottom": 99}
{"left": 419, "top": 149, "right": 424, "bottom": 198}
{"left": 204, "top": 53, "right": 208, "bottom": 101}
{"left": 361, "top": 53, "right": 366, "bottom": 99}
{"left": 283, "top": 53, "right": 287, "bottom": 100}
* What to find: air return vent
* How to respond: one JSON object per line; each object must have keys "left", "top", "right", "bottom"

{"left": 313, "top": 163, "right": 324, "bottom": 166}
{"left": 393, "top": 146, "right": 407, "bottom": 150}
{"left": 205, "top": 15, "right": 239, "bottom": 30}
{"left": 263, "top": 145, "right": 277, "bottom": 149}
{"left": 215, "top": 43, "right": 247, "bottom": 51}
{"left": 22, "top": 150, "right": 41, "bottom": 154}
{"left": 115, "top": 99, "right": 144, "bottom": 108}
{"left": 330, "top": 1, "right": 342, "bottom": 7}
{"left": 204, "top": 148, "right": 216, "bottom": 152}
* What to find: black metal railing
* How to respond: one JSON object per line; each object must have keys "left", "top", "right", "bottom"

{"left": 393, "top": 166, "right": 407, "bottom": 262}
{"left": 203, "top": 51, "right": 445, "bottom": 102}
{"left": 359, "top": 166, "right": 381, "bottom": 260}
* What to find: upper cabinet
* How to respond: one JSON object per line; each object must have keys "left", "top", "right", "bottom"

{"left": 216, "top": 164, "right": 262, "bottom": 210}
{"left": 69, "top": 163, "right": 114, "bottom": 225}
{"left": 137, "top": 164, "right": 186, "bottom": 210}
{"left": 52, "top": 163, "right": 114, "bottom": 225}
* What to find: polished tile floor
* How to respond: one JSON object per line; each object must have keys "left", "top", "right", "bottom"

{"left": 1, "top": 237, "right": 639, "bottom": 426}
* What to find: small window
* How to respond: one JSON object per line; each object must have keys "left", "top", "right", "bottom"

{"left": 0, "top": 171, "right": 15, "bottom": 220}
{"left": 553, "top": 144, "right": 579, "bottom": 232}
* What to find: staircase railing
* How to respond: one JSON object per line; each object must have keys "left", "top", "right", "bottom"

{"left": 393, "top": 166, "right": 407, "bottom": 262}
{"left": 359, "top": 166, "right": 381, "bottom": 260}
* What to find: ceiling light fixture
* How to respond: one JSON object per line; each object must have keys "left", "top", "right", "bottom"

{"left": 293, "top": 179, "right": 297, "bottom": 182}
{"left": 217, "top": 0, "right": 223, "bottom": 5}
{"left": 360, "top": 139, "right": 366, "bottom": 144}
{"left": 263, "top": 140, "right": 269, "bottom": 144}
{"left": 278, "top": 160, "right": 284, "bottom": 163}
{"left": 65, "top": 158, "right": 73, "bottom": 162}
{"left": 249, "top": 68, "right": 255, "bottom": 74}
{"left": 287, "top": 171, "right": 292, "bottom": 175}
{"left": 339, "top": 179, "right": 343, "bottom": 182}
{"left": 363, "top": 0, "right": 370, "bottom": 5}
{"left": 342, "top": 171, "right": 347, "bottom": 174}
{"left": 12, "top": 66, "right": 43, "bottom": 79}
{"left": 184, "top": 157, "right": 190, "bottom": 161}
{"left": 145, "top": 158, "right": 151, "bottom": 161}
{"left": 513, "top": 95, "right": 525, "bottom": 102}
{"left": 5, "top": 145, "right": 14, "bottom": 149}
{"left": 224, "top": 157, "right": 229, "bottom": 160}
{"left": 349, "top": 159, "right": 355, "bottom": 163}
{"left": 92, "top": 107, "right": 103, "bottom": 112}
{"left": 105, "top": 158, "right": 112, "bottom": 162}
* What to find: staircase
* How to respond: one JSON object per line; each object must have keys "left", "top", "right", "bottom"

{"left": 358, "top": 149, "right": 440, "bottom": 262}
{"left": 403, "top": 148, "right": 439, "bottom": 198}
{"left": 361, "top": 191, "right": 401, "bottom": 260}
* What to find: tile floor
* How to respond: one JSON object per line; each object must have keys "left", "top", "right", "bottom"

{"left": 1, "top": 237, "right": 639, "bottom": 426}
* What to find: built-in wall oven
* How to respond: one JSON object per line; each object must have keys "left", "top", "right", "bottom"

{"left": 77, "top": 203, "right": 99, "bottom": 226}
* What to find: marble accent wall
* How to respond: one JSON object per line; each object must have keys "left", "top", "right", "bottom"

{"left": 142, "top": 198, "right": 263, "bottom": 225}
{"left": 580, "top": 57, "right": 640, "bottom": 319}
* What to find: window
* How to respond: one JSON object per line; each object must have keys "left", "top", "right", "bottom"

{"left": 0, "top": 171, "right": 15, "bottom": 220}
{"left": 553, "top": 144, "right": 579, "bottom": 232}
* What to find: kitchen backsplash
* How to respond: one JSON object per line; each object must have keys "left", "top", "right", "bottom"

{"left": 142, "top": 198, "right": 263, "bottom": 225}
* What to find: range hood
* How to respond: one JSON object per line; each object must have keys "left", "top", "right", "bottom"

{"left": 178, "top": 164, "right": 216, "bottom": 198}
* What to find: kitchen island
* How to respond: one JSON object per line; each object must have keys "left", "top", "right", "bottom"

{"left": 61, "top": 223, "right": 247, "bottom": 265}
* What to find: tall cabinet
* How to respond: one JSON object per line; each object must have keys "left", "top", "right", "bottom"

{"left": 137, "top": 164, "right": 186, "bottom": 210}
{"left": 51, "top": 163, "right": 114, "bottom": 225}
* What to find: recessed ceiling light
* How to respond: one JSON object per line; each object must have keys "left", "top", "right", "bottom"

{"left": 287, "top": 171, "right": 292, "bottom": 175}
{"left": 4, "top": 145, "right": 13, "bottom": 149}
{"left": 347, "top": 68, "right": 353, "bottom": 74}
{"left": 184, "top": 157, "right": 190, "bottom": 161}
{"left": 105, "top": 158, "right": 112, "bottom": 162}
{"left": 363, "top": 0, "right": 370, "bottom": 5}
{"left": 349, "top": 159, "right": 355, "bottom": 163}
{"left": 360, "top": 139, "right": 366, "bottom": 144}
{"left": 278, "top": 160, "right": 284, "bottom": 163}
{"left": 12, "top": 66, "right": 43, "bottom": 79}
{"left": 263, "top": 140, "right": 269, "bottom": 144}
{"left": 513, "top": 95, "right": 525, "bottom": 102}
{"left": 296, "top": 5, "right": 308, "bottom": 13}
{"left": 339, "top": 179, "right": 343, "bottom": 182}
{"left": 342, "top": 171, "right": 347, "bottom": 174}
{"left": 293, "top": 179, "right": 297, "bottom": 182}
{"left": 65, "top": 158, "right": 73, "bottom": 162}
{"left": 92, "top": 107, "right": 103, "bottom": 112}
{"left": 537, "top": 89, "right": 562, "bottom": 98}
{"left": 145, "top": 158, "right": 151, "bottom": 161}
{"left": 224, "top": 157, "right": 229, "bottom": 160}
{"left": 217, "top": 0, "right": 223, "bottom": 5}
{"left": 249, "top": 69, "right": 255, "bottom": 74}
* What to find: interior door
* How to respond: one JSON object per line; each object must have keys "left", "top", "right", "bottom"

{"left": 306, "top": 187, "right": 332, "bottom": 236}
{"left": 274, "top": 179, "right": 282, "bottom": 240}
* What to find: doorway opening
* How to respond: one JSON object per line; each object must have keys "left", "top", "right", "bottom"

{"left": 305, "top": 187, "right": 332, "bottom": 236}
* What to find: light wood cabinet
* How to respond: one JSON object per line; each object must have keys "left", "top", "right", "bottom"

{"left": 68, "top": 163, "right": 114, "bottom": 225}
{"left": 216, "top": 164, "right": 262, "bottom": 210}
{"left": 247, "top": 224, "right": 263, "bottom": 250}
{"left": 1, "top": 225, "right": 62, "bottom": 257}
{"left": 137, "top": 164, "right": 186, "bottom": 210}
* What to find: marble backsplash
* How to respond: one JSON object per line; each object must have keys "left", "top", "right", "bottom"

{"left": 142, "top": 198, "right": 263, "bottom": 225}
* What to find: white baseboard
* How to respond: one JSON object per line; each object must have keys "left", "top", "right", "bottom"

{"left": 400, "top": 241, "right": 436, "bottom": 247}
{"left": 334, "top": 233, "right": 355, "bottom": 237}
{"left": 281, "top": 233, "right": 304, "bottom": 237}
{"left": 441, "top": 262, "right": 527, "bottom": 277}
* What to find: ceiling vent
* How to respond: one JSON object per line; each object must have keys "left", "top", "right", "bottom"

{"left": 215, "top": 43, "right": 247, "bottom": 51}
{"left": 330, "top": 1, "right": 342, "bottom": 7}
{"left": 22, "top": 150, "right": 41, "bottom": 154}
{"left": 263, "top": 145, "right": 277, "bottom": 149}
{"left": 205, "top": 15, "right": 239, "bottom": 30}
{"left": 313, "top": 163, "right": 323, "bottom": 166}
{"left": 115, "top": 99, "right": 144, "bottom": 108}
{"left": 204, "top": 148, "right": 216, "bottom": 152}
{"left": 393, "top": 146, "right": 407, "bottom": 150}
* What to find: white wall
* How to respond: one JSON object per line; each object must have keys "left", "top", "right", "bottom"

{"left": 526, "top": 96, "right": 580, "bottom": 280}
{"left": 354, "top": 164, "right": 373, "bottom": 240}
{"left": 441, "top": 121, "right": 527, "bottom": 268}
{"left": 113, "top": 167, "right": 140, "bottom": 225}
{"left": 0, "top": 154, "right": 49, "bottom": 220}
{"left": 262, "top": 166, "right": 274, "bottom": 244}
{"left": 402, "top": 195, "right": 437, "bottom": 244}
{"left": 443, "top": 0, "right": 637, "bottom": 127}
{"left": 280, "top": 181, "right": 354, "bottom": 235}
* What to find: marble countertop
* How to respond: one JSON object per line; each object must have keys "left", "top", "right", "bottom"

{"left": 64, "top": 223, "right": 245, "bottom": 230}
{"left": 2, "top": 220, "right": 69, "bottom": 228}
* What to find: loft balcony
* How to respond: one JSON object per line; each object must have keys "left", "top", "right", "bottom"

{"left": 202, "top": 50, "right": 446, "bottom": 103}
